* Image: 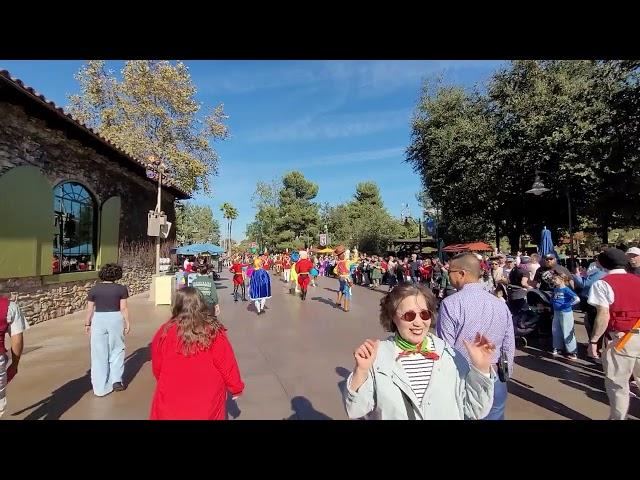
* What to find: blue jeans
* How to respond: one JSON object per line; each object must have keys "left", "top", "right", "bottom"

{"left": 90, "top": 311, "right": 125, "bottom": 396}
{"left": 483, "top": 376, "right": 508, "bottom": 420}
{"left": 552, "top": 310, "right": 577, "bottom": 354}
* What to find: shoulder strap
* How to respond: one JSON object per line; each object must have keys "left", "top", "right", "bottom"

{"left": 400, "top": 390, "right": 417, "bottom": 420}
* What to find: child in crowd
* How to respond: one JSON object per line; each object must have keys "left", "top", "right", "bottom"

{"left": 550, "top": 272, "right": 580, "bottom": 360}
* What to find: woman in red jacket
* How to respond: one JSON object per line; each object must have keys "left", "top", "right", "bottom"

{"left": 150, "top": 287, "right": 244, "bottom": 420}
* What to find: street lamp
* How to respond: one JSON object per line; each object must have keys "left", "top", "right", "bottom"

{"left": 148, "top": 154, "right": 167, "bottom": 276}
{"left": 402, "top": 203, "right": 423, "bottom": 255}
{"left": 526, "top": 170, "right": 575, "bottom": 268}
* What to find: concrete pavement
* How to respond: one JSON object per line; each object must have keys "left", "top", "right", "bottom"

{"left": 2, "top": 272, "right": 638, "bottom": 420}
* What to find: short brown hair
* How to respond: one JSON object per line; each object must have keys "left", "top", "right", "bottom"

{"left": 99, "top": 263, "right": 123, "bottom": 281}
{"left": 552, "top": 271, "right": 571, "bottom": 283}
{"left": 450, "top": 252, "right": 482, "bottom": 278}
{"left": 379, "top": 283, "right": 437, "bottom": 333}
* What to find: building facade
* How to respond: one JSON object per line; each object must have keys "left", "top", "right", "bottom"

{"left": 0, "top": 70, "right": 188, "bottom": 325}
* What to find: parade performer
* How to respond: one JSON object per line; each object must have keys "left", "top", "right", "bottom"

{"left": 295, "top": 251, "right": 314, "bottom": 301}
{"left": 229, "top": 256, "right": 247, "bottom": 302}
{"left": 334, "top": 245, "right": 353, "bottom": 312}
{"left": 283, "top": 253, "right": 292, "bottom": 283}
{"left": 249, "top": 258, "right": 272, "bottom": 315}
{"left": 289, "top": 251, "right": 300, "bottom": 295}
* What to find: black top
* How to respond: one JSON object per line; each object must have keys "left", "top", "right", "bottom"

{"left": 88, "top": 282, "right": 129, "bottom": 312}
{"left": 533, "top": 264, "right": 572, "bottom": 292}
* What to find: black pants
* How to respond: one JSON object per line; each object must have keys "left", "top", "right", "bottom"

{"left": 582, "top": 300, "right": 603, "bottom": 350}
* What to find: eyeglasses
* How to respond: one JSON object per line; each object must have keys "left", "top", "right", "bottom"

{"left": 544, "top": 258, "right": 555, "bottom": 261}
{"left": 398, "top": 310, "right": 431, "bottom": 322}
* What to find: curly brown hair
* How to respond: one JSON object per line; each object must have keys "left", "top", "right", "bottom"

{"left": 379, "top": 283, "right": 437, "bottom": 333}
{"left": 166, "top": 287, "right": 224, "bottom": 356}
{"left": 99, "top": 263, "right": 123, "bottom": 282}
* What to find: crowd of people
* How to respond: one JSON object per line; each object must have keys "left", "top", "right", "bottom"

{"left": 1, "top": 244, "right": 639, "bottom": 421}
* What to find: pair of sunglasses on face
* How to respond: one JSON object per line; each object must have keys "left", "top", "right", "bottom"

{"left": 398, "top": 310, "right": 431, "bottom": 322}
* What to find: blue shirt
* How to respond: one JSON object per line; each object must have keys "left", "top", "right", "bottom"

{"left": 572, "top": 268, "right": 606, "bottom": 299}
{"left": 436, "top": 283, "right": 515, "bottom": 373}
{"left": 552, "top": 286, "right": 578, "bottom": 312}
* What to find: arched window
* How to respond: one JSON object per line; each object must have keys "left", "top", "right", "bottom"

{"left": 53, "top": 182, "right": 96, "bottom": 273}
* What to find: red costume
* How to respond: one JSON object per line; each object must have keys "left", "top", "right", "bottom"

{"left": 296, "top": 258, "right": 314, "bottom": 292}
{"left": 229, "top": 262, "right": 244, "bottom": 286}
{"left": 150, "top": 323, "right": 244, "bottom": 420}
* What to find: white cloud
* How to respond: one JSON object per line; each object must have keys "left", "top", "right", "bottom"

{"left": 248, "top": 107, "right": 411, "bottom": 142}
{"left": 195, "top": 60, "right": 503, "bottom": 96}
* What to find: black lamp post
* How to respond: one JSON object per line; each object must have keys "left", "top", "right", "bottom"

{"left": 526, "top": 170, "right": 575, "bottom": 268}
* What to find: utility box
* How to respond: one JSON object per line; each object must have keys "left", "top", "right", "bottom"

{"left": 148, "top": 211, "right": 167, "bottom": 237}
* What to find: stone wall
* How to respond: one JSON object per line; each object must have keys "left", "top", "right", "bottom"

{"left": 0, "top": 92, "right": 181, "bottom": 325}
{"left": 0, "top": 263, "right": 155, "bottom": 326}
{"left": 0, "top": 102, "right": 177, "bottom": 242}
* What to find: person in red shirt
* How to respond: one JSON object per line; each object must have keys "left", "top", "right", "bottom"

{"left": 282, "top": 254, "right": 292, "bottom": 283}
{"left": 295, "top": 251, "right": 314, "bottom": 301}
{"left": 229, "top": 255, "right": 247, "bottom": 302}
{"left": 150, "top": 287, "right": 244, "bottom": 420}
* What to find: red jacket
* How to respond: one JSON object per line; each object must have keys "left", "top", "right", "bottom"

{"left": 602, "top": 273, "right": 640, "bottom": 333}
{"left": 295, "top": 258, "right": 314, "bottom": 274}
{"left": 150, "top": 322, "right": 244, "bottom": 420}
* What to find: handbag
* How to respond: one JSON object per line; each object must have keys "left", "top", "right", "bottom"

{"left": 497, "top": 346, "right": 509, "bottom": 383}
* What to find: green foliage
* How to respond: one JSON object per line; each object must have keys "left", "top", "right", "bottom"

{"left": 68, "top": 60, "right": 229, "bottom": 194}
{"left": 273, "top": 172, "right": 320, "bottom": 251}
{"left": 407, "top": 61, "right": 640, "bottom": 251}
{"left": 175, "top": 203, "right": 220, "bottom": 244}
{"left": 220, "top": 202, "right": 238, "bottom": 254}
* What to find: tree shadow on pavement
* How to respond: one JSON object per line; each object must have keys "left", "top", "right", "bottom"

{"left": 516, "top": 348, "right": 605, "bottom": 388}
{"left": 284, "top": 396, "right": 332, "bottom": 420}
{"left": 507, "top": 380, "right": 592, "bottom": 420}
{"left": 12, "top": 344, "right": 151, "bottom": 420}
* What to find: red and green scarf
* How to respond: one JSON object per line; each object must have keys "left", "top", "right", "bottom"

{"left": 395, "top": 333, "right": 440, "bottom": 361}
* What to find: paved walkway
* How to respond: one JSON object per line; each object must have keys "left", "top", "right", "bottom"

{"left": 2, "top": 272, "right": 638, "bottom": 420}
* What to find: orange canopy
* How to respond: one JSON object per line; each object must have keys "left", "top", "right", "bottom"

{"left": 442, "top": 242, "right": 493, "bottom": 253}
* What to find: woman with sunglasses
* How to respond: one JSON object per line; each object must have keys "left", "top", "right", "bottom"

{"left": 343, "top": 283, "right": 496, "bottom": 420}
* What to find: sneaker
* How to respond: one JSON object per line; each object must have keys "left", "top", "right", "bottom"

{"left": 113, "top": 382, "right": 126, "bottom": 392}
{"left": 551, "top": 349, "right": 562, "bottom": 356}
{"left": 567, "top": 353, "right": 578, "bottom": 361}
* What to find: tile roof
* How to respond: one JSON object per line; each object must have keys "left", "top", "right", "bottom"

{"left": 0, "top": 69, "right": 190, "bottom": 200}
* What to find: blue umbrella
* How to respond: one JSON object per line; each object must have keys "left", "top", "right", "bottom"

{"left": 540, "top": 227, "right": 556, "bottom": 258}
{"left": 176, "top": 243, "right": 224, "bottom": 255}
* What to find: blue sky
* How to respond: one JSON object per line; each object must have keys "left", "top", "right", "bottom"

{"left": 0, "top": 60, "right": 506, "bottom": 241}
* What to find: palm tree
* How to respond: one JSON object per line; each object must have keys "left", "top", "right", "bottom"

{"left": 220, "top": 202, "right": 239, "bottom": 257}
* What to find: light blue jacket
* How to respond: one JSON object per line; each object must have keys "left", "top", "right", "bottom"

{"left": 573, "top": 268, "right": 606, "bottom": 300}
{"left": 343, "top": 335, "right": 495, "bottom": 420}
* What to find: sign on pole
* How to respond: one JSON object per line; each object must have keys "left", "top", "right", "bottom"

{"left": 319, "top": 233, "right": 327, "bottom": 246}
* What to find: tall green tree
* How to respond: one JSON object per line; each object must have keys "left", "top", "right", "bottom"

{"left": 345, "top": 181, "right": 402, "bottom": 254}
{"left": 175, "top": 203, "right": 221, "bottom": 245}
{"left": 220, "top": 202, "right": 238, "bottom": 255}
{"left": 273, "top": 171, "right": 320, "bottom": 251}
{"left": 246, "top": 179, "right": 281, "bottom": 251}
{"left": 68, "top": 60, "right": 229, "bottom": 193}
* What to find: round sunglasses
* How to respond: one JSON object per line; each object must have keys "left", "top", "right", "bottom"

{"left": 398, "top": 309, "right": 431, "bottom": 322}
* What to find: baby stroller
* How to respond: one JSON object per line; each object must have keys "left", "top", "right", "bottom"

{"left": 508, "top": 287, "right": 553, "bottom": 348}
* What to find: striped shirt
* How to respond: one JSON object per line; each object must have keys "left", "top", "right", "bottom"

{"left": 436, "top": 282, "right": 515, "bottom": 374}
{"left": 396, "top": 336, "right": 435, "bottom": 405}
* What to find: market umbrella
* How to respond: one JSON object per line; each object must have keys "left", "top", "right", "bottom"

{"left": 540, "top": 227, "right": 556, "bottom": 258}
